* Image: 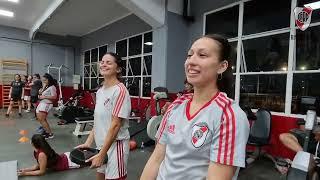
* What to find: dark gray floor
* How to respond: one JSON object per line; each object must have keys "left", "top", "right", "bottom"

{"left": 0, "top": 108, "right": 285, "bottom": 180}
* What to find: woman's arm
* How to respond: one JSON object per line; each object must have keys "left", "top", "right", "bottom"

{"left": 140, "top": 143, "right": 166, "bottom": 180}
{"left": 207, "top": 162, "right": 236, "bottom": 180}
{"left": 75, "top": 129, "right": 95, "bottom": 149}
{"left": 87, "top": 116, "right": 122, "bottom": 168}
{"left": 19, "top": 164, "right": 39, "bottom": 172}
{"left": 18, "top": 152, "right": 47, "bottom": 176}
{"left": 9, "top": 87, "right": 12, "bottom": 99}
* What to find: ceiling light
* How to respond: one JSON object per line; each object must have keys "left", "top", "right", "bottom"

{"left": 300, "top": 66, "right": 306, "bottom": 70}
{"left": 281, "top": 67, "right": 287, "bottom": 71}
{"left": 304, "top": 1, "right": 320, "bottom": 10}
{"left": 144, "top": 42, "right": 153, "bottom": 46}
{"left": 0, "top": 9, "right": 14, "bottom": 17}
{"left": 7, "top": 0, "right": 19, "bottom": 3}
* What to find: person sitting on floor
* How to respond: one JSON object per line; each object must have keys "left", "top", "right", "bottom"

{"left": 18, "top": 134, "right": 81, "bottom": 176}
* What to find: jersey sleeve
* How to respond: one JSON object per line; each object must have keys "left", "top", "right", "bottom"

{"left": 210, "top": 103, "right": 250, "bottom": 168}
{"left": 111, "top": 85, "right": 131, "bottom": 119}
{"left": 50, "top": 86, "right": 57, "bottom": 97}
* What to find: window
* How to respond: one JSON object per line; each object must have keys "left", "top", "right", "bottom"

{"left": 292, "top": 73, "right": 320, "bottom": 115}
{"left": 242, "top": 33, "right": 289, "bottom": 72}
{"left": 243, "top": 0, "right": 291, "bottom": 35}
{"left": 295, "top": 26, "right": 320, "bottom": 71}
{"left": 204, "top": 0, "right": 320, "bottom": 114}
{"left": 116, "top": 32, "right": 153, "bottom": 97}
{"left": 82, "top": 44, "right": 108, "bottom": 90}
{"left": 240, "top": 75, "right": 287, "bottom": 112}
{"left": 205, "top": 5, "right": 239, "bottom": 38}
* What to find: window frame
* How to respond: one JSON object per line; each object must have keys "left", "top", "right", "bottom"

{"left": 203, "top": 0, "right": 320, "bottom": 116}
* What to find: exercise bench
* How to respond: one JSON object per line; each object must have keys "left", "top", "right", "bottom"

{"left": 73, "top": 116, "right": 94, "bottom": 137}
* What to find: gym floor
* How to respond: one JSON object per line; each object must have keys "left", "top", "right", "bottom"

{"left": 0, "top": 109, "right": 285, "bottom": 180}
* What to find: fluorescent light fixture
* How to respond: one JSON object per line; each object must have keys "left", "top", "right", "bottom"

{"left": 144, "top": 42, "right": 153, "bottom": 46}
{"left": 304, "top": 1, "right": 320, "bottom": 10}
{"left": 7, "top": 0, "right": 19, "bottom": 3}
{"left": 0, "top": 9, "right": 14, "bottom": 17}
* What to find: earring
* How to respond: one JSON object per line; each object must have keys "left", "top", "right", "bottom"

{"left": 218, "top": 73, "right": 223, "bottom": 80}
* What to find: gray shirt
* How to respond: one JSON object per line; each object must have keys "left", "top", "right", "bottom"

{"left": 30, "top": 79, "right": 42, "bottom": 96}
{"left": 156, "top": 92, "right": 250, "bottom": 180}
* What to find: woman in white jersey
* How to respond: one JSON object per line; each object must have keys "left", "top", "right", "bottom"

{"left": 76, "top": 52, "right": 131, "bottom": 180}
{"left": 141, "top": 34, "right": 250, "bottom": 180}
{"left": 37, "top": 73, "right": 57, "bottom": 139}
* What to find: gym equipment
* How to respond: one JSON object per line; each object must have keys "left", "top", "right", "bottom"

{"left": 70, "top": 148, "right": 108, "bottom": 166}
{"left": 73, "top": 116, "right": 94, "bottom": 137}
{"left": 287, "top": 110, "right": 319, "bottom": 180}
{"left": 147, "top": 87, "right": 169, "bottom": 141}
{"left": 45, "top": 63, "right": 69, "bottom": 111}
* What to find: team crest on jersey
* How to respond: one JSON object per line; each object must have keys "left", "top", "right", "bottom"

{"left": 294, "top": 7, "right": 313, "bottom": 31}
{"left": 191, "top": 122, "right": 209, "bottom": 148}
{"left": 104, "top": 98, "right": 110, "bottom": 106}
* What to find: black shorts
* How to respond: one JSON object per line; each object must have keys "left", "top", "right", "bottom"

{"left": 10, "top": 95, "right": 22, "bottom": 102}
{"left": 290, "top": 128, "right": 317, "bottom": 154}
{"left": 31, "top": 96, "right": 38, "bottom": 103}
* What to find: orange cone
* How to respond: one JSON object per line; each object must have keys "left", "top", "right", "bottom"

{"left": 18, "top": 136, "right": 29, "bottom": 143}
{"left": 19, "top": 130, "right": 28, "bottom": 136}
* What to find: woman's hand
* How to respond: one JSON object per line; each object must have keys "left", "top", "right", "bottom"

{"left": 74, "top": 143, "right": 90, "bottom": 149}
{"left": 17, "top": 170, "right": 26, "bottom": 176}
{"left": 86, "top": 153, "right": 105, "bottom": 168}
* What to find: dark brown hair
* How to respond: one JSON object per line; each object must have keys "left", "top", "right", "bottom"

{"left": 203, "top": 34, "right": 233, "bottom": 97}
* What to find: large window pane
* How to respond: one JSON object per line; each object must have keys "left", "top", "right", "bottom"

{"left": 84, "top": 78, "right": 90, "bottom": 90}
{"left": 297, "top": 0, "right": 320, "bottom": 24}
{"left": 90, "top": 63, "right": 97, "bottom": 77}
{"left": 84, "top": 51, "right": 90, "bottom": 64}
{"left": 205, "top": 6, "right": 239, "bottom": 38}
{"left": 121, "top": 59, "right": 127, "bottom": 76}
{"left": 128, "top": 57, "right": 141, "bottom": 76}
{"left": 240, "top": 74, "right": 287, "bottom": 112}
{"left": 243, "top": 0, "right": 291, "bottom": 35}
{"left": 242, "top": 33, "right": 289, "bottom": 72}
{"left": 99, "top": 45, "right": 108, "bottom": 61}
{"left": 91, "top": 78, "right": 98, "bottom": 90}
{"left": 116, "top": 40, "right": 127, "bottom": 58}
{"left": 292, "top": 73, "right": 320, "bottom": 115}
{"left": 144, "top": 32, "right": 153, "bottom": 54}
{"left": 143, "top": 77, "right": 151, "bottom": 97}
{"left": 84, "top": 65, "right": 90, "bottom": 77}
{"left": 91, "top": 48, "right": 98, "bottom": 62}
{"left": 129, "top": 35, "right": 142, "bottom": 56}
{"left": 143, "top": 56, "right": 152, "bottom": 75}
{"left": 296, "top": 26, "right": 320, "bottom": 70}
{"left": 127, "top": 77, "right": 140, "bottom": 96}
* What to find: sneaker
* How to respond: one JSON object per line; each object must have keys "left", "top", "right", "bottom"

{"left": 43, "top": 133, "right": 54, "bottom": 139}
{"left": 36, "top": 126, "right": 45, "bottom": 133}
{"left": 25, "top": 110, "right": 31, "bottom": 113}
{"left": 5, "top": 114, "right": 9, "bottom": 117}
{"left": 18, "top": 113, "right": 22, "bottom": 117}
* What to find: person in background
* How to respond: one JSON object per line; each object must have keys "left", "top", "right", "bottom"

{"left": 24, "top": 75, "right": 33, "bottom": 112}
{"left": 21, "top": 75, "right": 27, "bottom": 109}
{"left": 141, "top": 34, "right": 250, "bottom": 180}
{"left": 5, "top": 74, "right": 24, "bottom": 117}
{"left": 30, "top": 74, "right": 42, "bottom": 122}
{"left": 36, "top": 73, "right": 57, "bottom": 139}
{"left": 76, "top": 52, "right": 131, "bottom": 180}
{"left": 18, "top": 134, "right": 80, "bottom": 176}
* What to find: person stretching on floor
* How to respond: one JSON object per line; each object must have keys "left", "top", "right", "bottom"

{"left": 18, "top": 134, "right": 80, "bottom": 176}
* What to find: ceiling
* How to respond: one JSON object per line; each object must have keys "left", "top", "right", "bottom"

{"left": 0, "top": 0, "right": 52, "bottom": 30}
{"left": 39, "top": 0, "right": 131, "bottom": 37}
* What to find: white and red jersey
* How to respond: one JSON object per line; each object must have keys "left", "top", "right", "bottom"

{"left": 156, "top": 92, "right": 250, "bottom": 180}
{"left": 94, "top": 83, "right": 131, "bottom": 149}
{"left": 40, "top": 85, "right": 57, "bottom": 104}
